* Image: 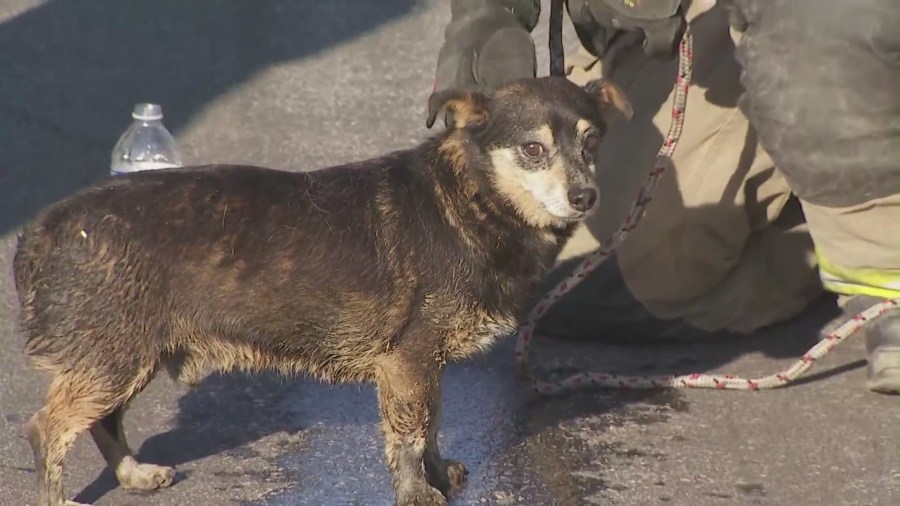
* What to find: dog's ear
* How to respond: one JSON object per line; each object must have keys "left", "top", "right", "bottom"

{"left": 426, "top": 89, "right": 490, "bottom": 130}
{"left": 583, "top": 78, "right": 634, "bottom": 123}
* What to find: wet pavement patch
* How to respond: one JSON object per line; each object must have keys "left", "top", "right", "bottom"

{"left": 249, "top": 337, "right": 697, "bottom": 505}
{"left": 258, "top": 344, "right": 530, "bottom": 505}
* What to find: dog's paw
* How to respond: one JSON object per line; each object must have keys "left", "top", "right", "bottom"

{"left": 426, "top": 458, "right": 469, "bottom": 497}
{"left": 118, "top": 461, "right": 176, "bottom": 490}
{"left": 445, "top": 460, "right": 469, "bottom": 491}
{"left": 397, "top": 484, "right": 447, "bottom": 506}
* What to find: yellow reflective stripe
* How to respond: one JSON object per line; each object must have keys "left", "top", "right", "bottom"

{"left": 816, "top": 248, "right": 900, "bottom": 299}
{"left": 820, "top": 278, "right": 900, "bottom": 299}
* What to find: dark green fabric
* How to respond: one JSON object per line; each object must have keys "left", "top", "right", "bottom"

{"left": 433, "top": 0, "right": 688, "bottom": 96}
{"left": 567, "top": 0, "right": 686, "bottom": 60}
{"left": 732, "top": 0, "right": 900, "bottom": 207}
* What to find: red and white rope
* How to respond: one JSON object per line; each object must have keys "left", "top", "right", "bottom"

{"left": 515, "top": 27, "right": 900, "bottom": 395}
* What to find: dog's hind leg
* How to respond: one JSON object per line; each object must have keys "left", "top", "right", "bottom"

{"left": 374, "top": 353, "right": 450, "bottom": 506}
{"left": 89, "top": 401, "right": 175, "bottom": 491}
{"left": 25, "top": 373, "right": 124, "bottom": 506}
{"left": 423, "top": 384, "right": 468, "bottom": 497}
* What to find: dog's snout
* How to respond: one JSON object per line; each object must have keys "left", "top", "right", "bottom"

{"left": 567, "top": 186, "right": 597, "bottom": 212}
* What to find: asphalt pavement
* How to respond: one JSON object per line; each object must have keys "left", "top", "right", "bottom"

{"left": 1, "top": 1, "right": 897, "bottom": 505}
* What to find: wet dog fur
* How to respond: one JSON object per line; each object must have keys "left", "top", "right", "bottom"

{"left": 13, "top": 76, "right": 631, "bottom": 506}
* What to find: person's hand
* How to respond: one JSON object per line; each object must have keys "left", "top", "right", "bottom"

{"left": 433, "top": 0, "right": 539, "bottom": 93}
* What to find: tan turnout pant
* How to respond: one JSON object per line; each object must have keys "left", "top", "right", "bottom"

{"left": 554, "top": 4, "right": 825, "bottom": 335}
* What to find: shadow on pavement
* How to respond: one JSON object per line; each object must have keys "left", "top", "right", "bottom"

{"left": 70, "top": 294, "right": 851, "bottom": 504}
{"left": 513, "top": 292, "right": 847, "bottom": 432}
{"left": 0, "top": 0, "right": 417, "bottom": 235}
{"left": 498, "top": 293, "right": 849, "bottom": 501}
{"left": 74, "top": 373, "right": 301, "bottom": 504}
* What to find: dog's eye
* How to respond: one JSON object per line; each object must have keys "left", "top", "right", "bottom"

{"left": 521, "top": 142, "right": 544, "bottom": 158}
{"left": 583, "top": 134, "right": 600, "bottom": 152}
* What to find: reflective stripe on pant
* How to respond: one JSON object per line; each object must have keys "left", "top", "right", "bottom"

{"left": 802, "top": 193, "right": 900, "bottom": 300}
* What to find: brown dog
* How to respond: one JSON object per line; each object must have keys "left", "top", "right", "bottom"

{"left": 13, "top": 76, "right": 631, "bottom": 506}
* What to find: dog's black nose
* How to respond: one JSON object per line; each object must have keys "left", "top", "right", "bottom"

{"left": 567, "top": 187, "right": 597, "bottom": 212}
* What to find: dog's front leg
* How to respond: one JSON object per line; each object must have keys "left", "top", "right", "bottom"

{"left": 374, "top": 352, "right": 449, "bottom": 506}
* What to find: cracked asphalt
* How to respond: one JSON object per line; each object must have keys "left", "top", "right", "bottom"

{"left": 1, "top": 1, "right": 898, "bottom": 505}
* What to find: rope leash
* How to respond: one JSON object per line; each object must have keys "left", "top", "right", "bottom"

{"left": 517, "top": 27, "right": 900, "bottom": 396}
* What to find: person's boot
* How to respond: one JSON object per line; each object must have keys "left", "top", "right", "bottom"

{"left": 864, "top": 305, "right": 900, "bottom": 395}
{"left": 534, "top": 254, "right": 736, "bottom": 343}
{"left": 836, "top": 294, "right": 900, "bottom": 394}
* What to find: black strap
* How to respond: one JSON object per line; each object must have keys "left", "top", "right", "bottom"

{"left": 549, "top": 0, "right": 566, "bottom": 76}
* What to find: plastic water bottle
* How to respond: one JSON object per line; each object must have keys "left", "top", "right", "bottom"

{"left": 110, "top": 103, "right": 183, "bottom": 175}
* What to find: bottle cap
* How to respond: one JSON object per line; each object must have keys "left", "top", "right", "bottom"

{"left": 132, "top": 103, "right": 164, "bottom": 121}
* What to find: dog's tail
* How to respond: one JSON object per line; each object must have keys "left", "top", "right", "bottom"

{"left": 12, "top": 227, "right": 40, "bottom": 300}
{"left": 12, "top": 221, "right": 57, "bottom": 345}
